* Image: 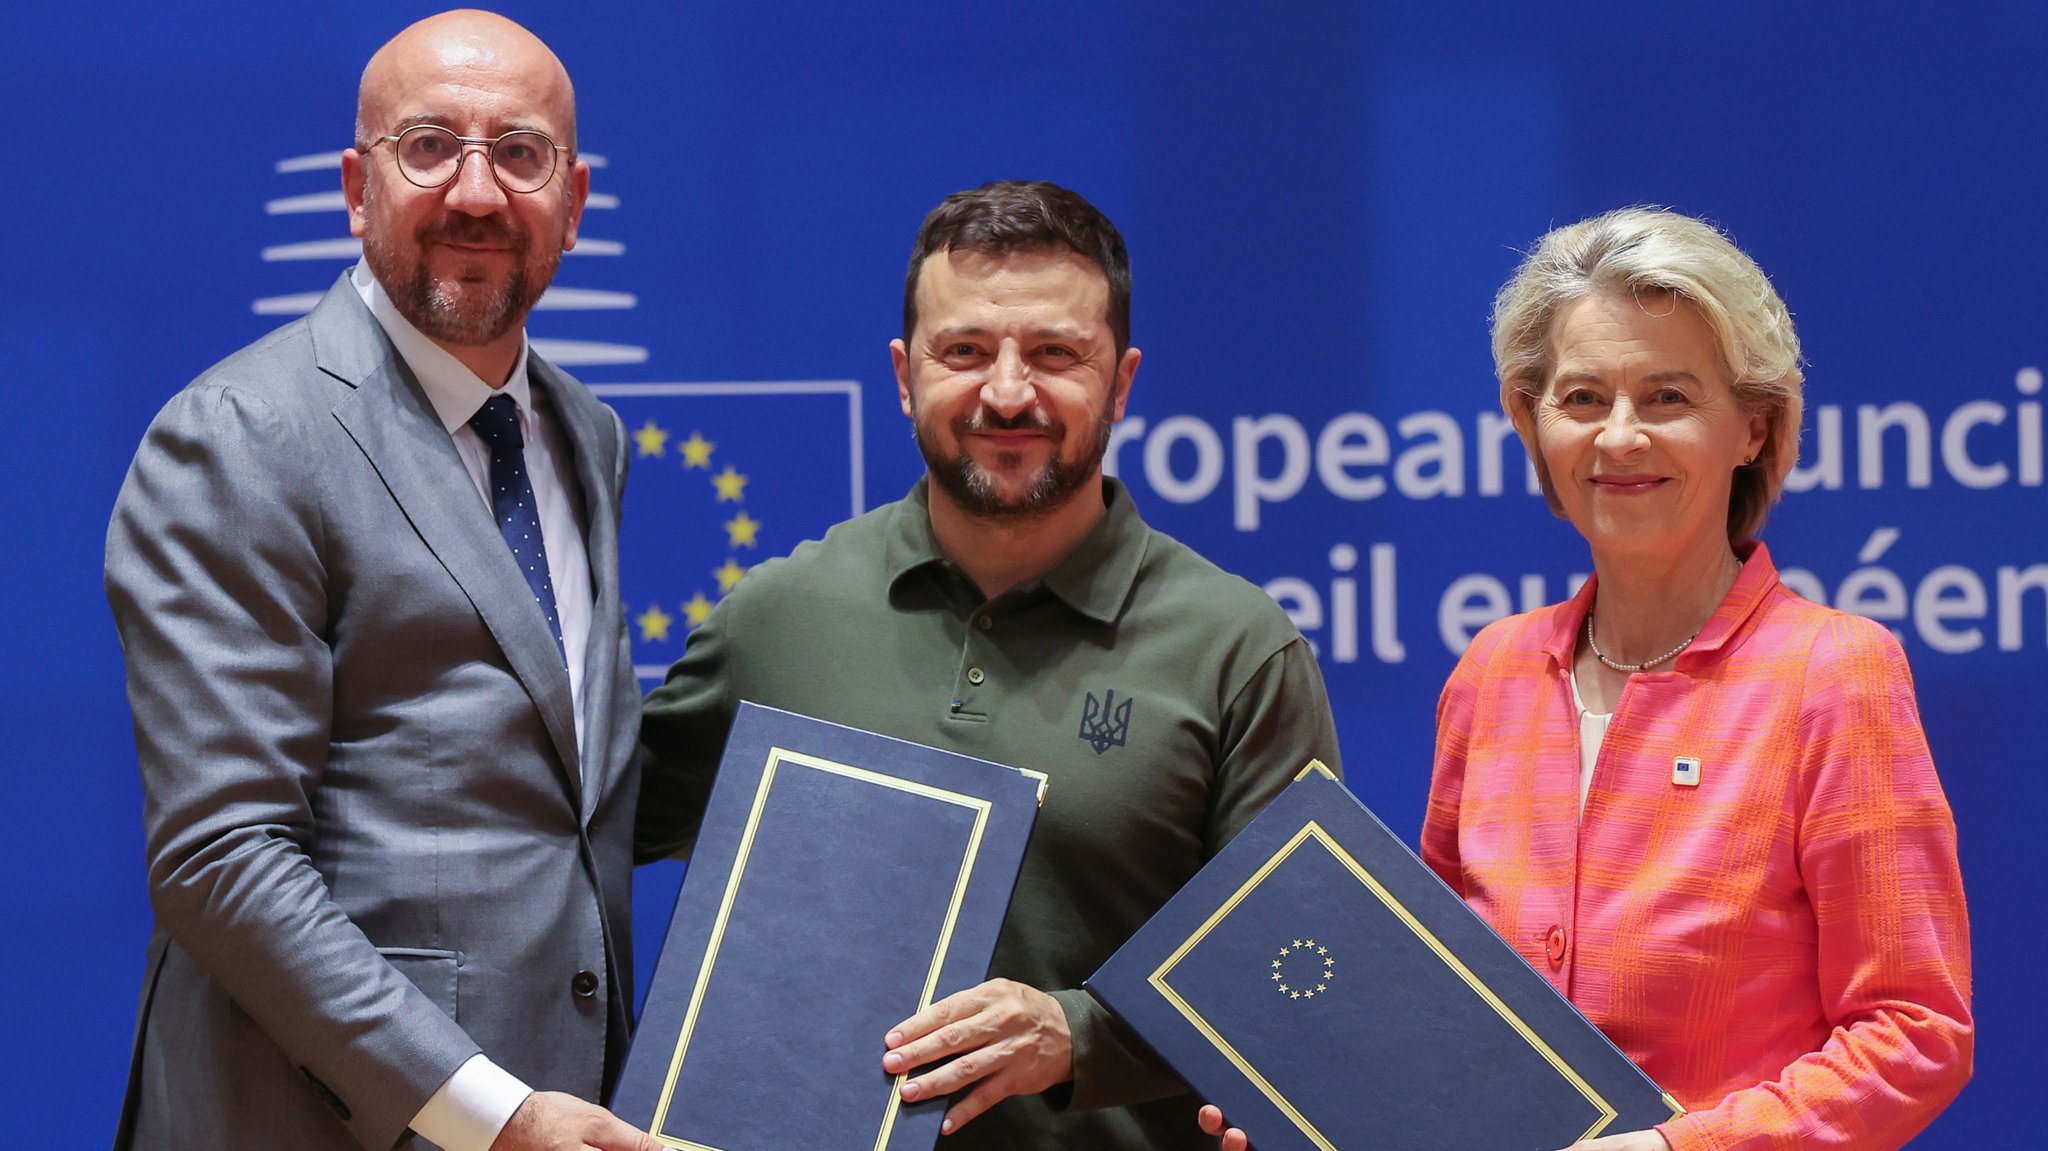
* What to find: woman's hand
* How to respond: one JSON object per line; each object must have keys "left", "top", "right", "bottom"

{"left": 1196, "top": 1103, "right": 1249, "bottom": 1151}
{"left": 1557, "top": 1129, "right": 1673, "bottom": 1151}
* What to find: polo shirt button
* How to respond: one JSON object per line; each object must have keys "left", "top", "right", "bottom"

{"left": 966, "top": 667, "right": 985, "bottom": 685}
{"left": 977, "top": 614, "right": 993, "bottom": 631}
{"left": 1545, "top": 926, "right": 1568, "bottom": 967}
{"left": 571, "top": 969, "right": 600, "bottom": 998}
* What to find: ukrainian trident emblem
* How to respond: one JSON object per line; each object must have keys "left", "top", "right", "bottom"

{"left": 1077, "top": 689, "right": 1133, "bottom": 755}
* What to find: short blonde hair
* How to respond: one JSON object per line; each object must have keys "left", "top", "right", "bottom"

{"left": 1491, "top": 207, "right": 1804, "bottom": 546}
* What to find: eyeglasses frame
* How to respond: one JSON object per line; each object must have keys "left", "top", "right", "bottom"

{"left": 368, "top": 124, "right": 574, "bottom": 195}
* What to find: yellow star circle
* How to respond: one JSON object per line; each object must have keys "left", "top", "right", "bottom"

{"left": 1274, "top": 938, "right": 1336, "bottom": 1000}
{"left": 625, "top": 419, "right": 763, "bottom": 651}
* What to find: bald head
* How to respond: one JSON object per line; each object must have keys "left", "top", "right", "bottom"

{"left": 356, "top": 9, "right": 576, "bottom": 151}
{"left": 343, "top": 7, "right": 589, "bottom": 372}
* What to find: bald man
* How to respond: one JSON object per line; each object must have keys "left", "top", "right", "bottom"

{"left": 106, "top": 12, "right": 654, "bottom": 1150}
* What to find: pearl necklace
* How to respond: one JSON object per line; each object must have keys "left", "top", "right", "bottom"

{"left": 1584, "top": 614, "right": 1696, "bottom": 673}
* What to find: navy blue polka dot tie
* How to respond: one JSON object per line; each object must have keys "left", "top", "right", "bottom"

{"left": 468, "top": 394, "right": 566, "bottom": 662}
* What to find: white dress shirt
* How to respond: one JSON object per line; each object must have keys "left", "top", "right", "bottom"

{"left": 351, "top": 261, "right": 592, "bottom": 1151}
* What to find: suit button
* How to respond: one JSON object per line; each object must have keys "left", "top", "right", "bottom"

{"left": 571, "top": 970, "right": 600, "bottom": 998}
{"left": 1545, "top": 926, "right": 1568, "bottom": 967}
{"left": 966, "top": 667, "right": 985, "bottom": 685}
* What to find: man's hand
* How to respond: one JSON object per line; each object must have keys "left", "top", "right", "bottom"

{"left": 1197, "top": 1103, "right": 1249, "bottom": 1150}
{"left": 881, "top": 978, "right": 1072, "bottom": 1134}
{"left": 489, "top": 1091, "right": 661, "bottom": 1151}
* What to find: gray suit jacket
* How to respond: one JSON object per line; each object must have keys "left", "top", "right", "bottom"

{"left": 105, "top": 276, "right": 642, "bottom": 1151}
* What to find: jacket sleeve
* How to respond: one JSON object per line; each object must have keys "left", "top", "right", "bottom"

{"left": 634, "top": 575, "right": 740, "bottom": 863}
{"left": 105, "top": 383, "right": 480, "bottom": 1151}
{"left": 1657, "top": 616, "right": 1973, "bottom": 1151}
{"left": 1421, "top": 639, "right": 1488, "bottom": 894}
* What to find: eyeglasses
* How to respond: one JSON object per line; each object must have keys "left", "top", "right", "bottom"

{"left": 371, "top": 124, "right": 570, "bottom": 194}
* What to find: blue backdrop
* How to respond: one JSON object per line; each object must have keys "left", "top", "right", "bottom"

{"left": 3, "top": 2, "right": 2038, "bottom": 1144}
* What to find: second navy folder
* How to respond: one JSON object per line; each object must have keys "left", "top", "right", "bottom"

{"left": 1087, "top": 764, "right": 1680, "bottom": 1151}
{"left": 615, "top": 702, "right": 1044, "bottom": 1151}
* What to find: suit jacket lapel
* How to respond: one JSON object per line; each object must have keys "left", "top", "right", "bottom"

{"left": 533, "top": 356, "right": 624, "bottom": 822}
{"left": 308, "top": 278, "right": 585, "bottom": 802}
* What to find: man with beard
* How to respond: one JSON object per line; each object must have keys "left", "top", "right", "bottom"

{"left": 636, "top": 181, "right": 1342, "bottom": 1150}
{"left": 105, "top": 12, "right": 654, "bottom": 1151}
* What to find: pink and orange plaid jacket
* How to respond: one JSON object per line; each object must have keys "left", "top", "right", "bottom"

{"left": 1423, "top": 543, "right": 1971, "bottom": 1151}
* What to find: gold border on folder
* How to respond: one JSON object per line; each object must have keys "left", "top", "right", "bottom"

{"left": 1020, "top": 767, "right": 1050, "bottom": 806}
{"left": 647, "top": 747, "right": 993, "bottom": 1151}
{"left": 1294, "top": 759, "right": 1338, "bottom": 782}
{"left": 1146, "top": 819, "right": 1633, "bottom": 1150}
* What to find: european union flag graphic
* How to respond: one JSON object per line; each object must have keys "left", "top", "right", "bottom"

{"left": 592, "top": 383, "right": 865, "bottom": 683}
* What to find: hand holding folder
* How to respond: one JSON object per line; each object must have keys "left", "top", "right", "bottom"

{"left": 882, "top": 977, "right": 1074, "bottom": 1134}
{"left": 615, "top": 704, "right": 1045, "bottom": 1151}
{"left": 1087, "top": 765, "right": 1679, "bottom": 1151}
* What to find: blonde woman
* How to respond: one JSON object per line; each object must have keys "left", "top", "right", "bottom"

{"left": 1206, "top": 209, "right": 1971, "bottom": 1151}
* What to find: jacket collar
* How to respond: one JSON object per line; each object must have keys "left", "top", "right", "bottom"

{"left": 309, "top": 273, "right": 589, "bottom": 806}
{"left": 1538, "top": 540, "right": 1778, "bottom": 671}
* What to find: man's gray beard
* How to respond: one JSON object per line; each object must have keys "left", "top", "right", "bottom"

{"left": 916, "top": 413, "right": 1112, "bottom": 521}
{"left": 407, "top": 264, "right": 536, "bottom": 345}
{"left": 360, "top": 212, "right": 559, "bottom": 346}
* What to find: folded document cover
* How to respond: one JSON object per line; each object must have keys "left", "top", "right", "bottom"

{"left": 1086, "top": 765, "right": 1679, "bottom": 1151}
{"left": 616, "top": 702, "right": 1044, "bottom": 1151}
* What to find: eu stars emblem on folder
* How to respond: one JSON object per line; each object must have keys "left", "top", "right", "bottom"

{"left": 1086, "top": 764, "right": 1680, "bottom": 1151}
{"left": 615, "top": 703, "right": 1044, "bottom": 1151}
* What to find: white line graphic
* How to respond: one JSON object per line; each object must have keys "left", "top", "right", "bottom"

{"left": 266, "top": 191, "right": 348, "bottom": 215}
{"left": 260, "top": 147, "right": 643, "bottom": 354}
{"left": 251, "top": 293, "right": 325, "bottom": 316}
{"left": 531, "top": 339, "right": 650, "bottom": 366}
{"left": 535, "top": 288, "right": 637, "bottom": 310}
{"left": 275, "top": 152, "right": 345, "bottom": 173}
{"left": 262, "top": 238, "right": 363, "bottom": 261}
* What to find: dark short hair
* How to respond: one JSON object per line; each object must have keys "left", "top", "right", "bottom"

{"left": 902, "top": 180, "right": 1133, "bottom": 356}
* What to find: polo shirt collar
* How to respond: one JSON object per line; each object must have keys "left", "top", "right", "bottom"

{"left": 1538, "top": 540, "right": 1780, "bottom": 669}
{"left": 884, "top": 476, "right": 1148, "bottom": 625}
{"left": 350, "top": 259, "right": 534, "bottom": 429}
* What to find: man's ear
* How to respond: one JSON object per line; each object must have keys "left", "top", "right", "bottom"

{"left": 342, "top": 148, "right": 370, "bottom": 238}
{"left": 560, "top": 158, "right": 590, "bottom": 250}
{"left": 1110, "top": 346, "right": 1141, "bottom": 422}
{"left": 892, "top": 339, "right": 915, "bottom": 419}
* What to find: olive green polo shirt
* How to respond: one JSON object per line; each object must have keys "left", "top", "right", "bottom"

{"left": 638, "top": 477, "right": 1342, "bottom": 1151}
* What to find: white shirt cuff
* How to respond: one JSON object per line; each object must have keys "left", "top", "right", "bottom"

{"left": 411, "top": 1054, "right": 532, "bottom": 1151}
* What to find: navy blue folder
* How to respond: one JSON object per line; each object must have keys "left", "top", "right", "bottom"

{"left": 615, "top": 703, "right": 1044, "bottom": 1151}
{"left": 1086, "top": 764, "right": 1681, "bottom": 1151}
